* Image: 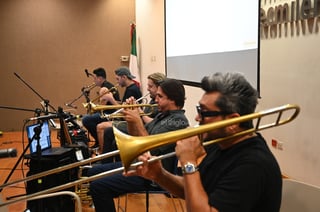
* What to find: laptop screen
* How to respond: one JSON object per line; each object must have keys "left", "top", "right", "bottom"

{"left": 26, "top": 121, "right": 51, "bottom": 154}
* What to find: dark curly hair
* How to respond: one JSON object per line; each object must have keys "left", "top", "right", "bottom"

{"left": 159, "top": 78, "right": 185, "bottom": 108}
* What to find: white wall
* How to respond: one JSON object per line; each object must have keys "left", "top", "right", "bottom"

{"left": 136, "top": 0, "right": 320, "bottom": 186}
{"left": 259, "top": 0, "right": 320, "bottom": 186}
{"left": 136, "top": 0, "right": 199, "bottom": 127}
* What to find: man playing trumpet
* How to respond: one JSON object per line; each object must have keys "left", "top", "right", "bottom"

{"left": 100, "top": 72, "right": 166, "bottom": 159}
{"left": 94, "top": 67, "right": 142, "bottom": 154}
{"left": 82, "top": 67, "right": 142, "bottom": 150}
{"left": 82, "top": 67, "right": 120, "bottom": 148}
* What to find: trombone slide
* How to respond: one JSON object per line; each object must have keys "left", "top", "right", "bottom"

{"left": 115, "top": 104, "right": 300, "bottom": 170}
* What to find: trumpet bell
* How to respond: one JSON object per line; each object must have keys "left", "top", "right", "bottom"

{"left": 82, "top": 102, "right": 97, "bottom": 109}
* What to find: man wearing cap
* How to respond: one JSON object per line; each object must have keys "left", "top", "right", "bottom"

{"left": 82, "top": 67, "right": 120, "bottom": 148}
{"left": 103, "top": 66, "right": 142, "bottom": 104}
{"left": 95, "top": 66, "right": 142, "bottom": 153}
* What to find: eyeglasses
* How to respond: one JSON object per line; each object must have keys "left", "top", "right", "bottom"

{"left": 196, "top": 105, "right": 229, "bottom": 120}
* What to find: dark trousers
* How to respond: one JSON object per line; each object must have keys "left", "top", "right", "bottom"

{"left": 87, "top": 162, "right": 163, "bottom": 212}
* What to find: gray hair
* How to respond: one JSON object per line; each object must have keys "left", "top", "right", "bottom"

{"left": 201, "top": 72, "right": 258, "bottom": 129}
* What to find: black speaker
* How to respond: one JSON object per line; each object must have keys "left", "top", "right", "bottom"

{"left": 26, "top": 152, "right": 78, "bottom": 212}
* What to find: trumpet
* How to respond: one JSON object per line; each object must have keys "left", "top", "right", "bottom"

{"left": 82, "top": 85, "right": 118, "bottom": 109}
{"left": 97, "top": 104, "right": 158, "bottom": 119}
{"left": 81, "top": 83, "right": 96, "bottom": 92}
{"left": 107, "top": 92, "right": 150, "bottom": 115}
{"left": 0, "top": 104, "right": 300, "bottom": 208}
{"left": 89, "top": 93, "right": 152, "bottom": 118}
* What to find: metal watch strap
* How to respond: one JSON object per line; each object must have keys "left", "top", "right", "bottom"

{"left": 181, "top": 162, "right": 199, "bottom": 174}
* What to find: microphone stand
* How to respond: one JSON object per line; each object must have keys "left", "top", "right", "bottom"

{"left": 14, "top": 72, "right": 57, "bottom": 128}
{"left": 14, "top": 72, "right": 57, "bottom": 113}
{"left": 0, "top": 105, "right": 42, "bottom": 114}
{"left": 0, "top": 107, "right": 43, "bottom": 195}
{"left": 0, "top": 72, "right": 56, "bottom": 197}
{"left": 65, "top": 70, "right": 95, "bottom": 109}
{"left": 31, "top": 122, "right": 44, "bottom": 211}
{"left": 64, "top": 86, "right": 92, "bottom": 111}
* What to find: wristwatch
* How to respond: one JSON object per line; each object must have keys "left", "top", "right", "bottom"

{"left": 181, "top": 162, "right": 199, "bottom": 174}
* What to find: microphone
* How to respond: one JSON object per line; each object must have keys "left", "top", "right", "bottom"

{"left": 0, "top": 148, "right": 17, "bottom": 158}
{"left": 65, "top": 114, "right": 83, "bottom": 122}
{"left": 28, "top": 113, "right": 60, "bottom": 121}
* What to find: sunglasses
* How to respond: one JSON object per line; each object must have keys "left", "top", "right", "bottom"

{"left": 196, "top": 105, "right": 230, "bottom": 120}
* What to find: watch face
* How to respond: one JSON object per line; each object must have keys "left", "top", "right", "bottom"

{"left": 186, "top": 164, "right": 195, "bottom": 172}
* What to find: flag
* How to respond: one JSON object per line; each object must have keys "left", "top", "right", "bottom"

{"left": 129, "top": 23, "right": 141, "bottom": 87}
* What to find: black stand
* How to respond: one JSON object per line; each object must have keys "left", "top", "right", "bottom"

{"left": 32, "top": 123, "right": 43, "bottom": 160}
{"left": 64, "top": 86, "right": 90, "bottom": 110}
{"left": 0, "top": 72, "right": 56, "bottom": 195}
{"left": 0, "top": 106, "right": 43, "bottom": 194}
{"left": 65, "top": 86, "right": 91, "bottom": 111}
{"left": 14, "top": 72, "right": 57, "bottom": 128}
{"left": 14, "top": 72, "right": 56, "bottom": 113}
{"left": 65, "top": 70, "right": 94, "bottom": 109}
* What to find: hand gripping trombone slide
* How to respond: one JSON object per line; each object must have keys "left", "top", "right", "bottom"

{"left": 0, "top": 104, "right": 300, "bottom": 209}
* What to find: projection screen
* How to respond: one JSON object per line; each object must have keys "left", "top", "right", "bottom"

{"left": 165, "top": 0, "right": 260, "bottom": 90}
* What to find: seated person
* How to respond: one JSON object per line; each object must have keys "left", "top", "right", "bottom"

{"left": 95, "top": 67, "right": 142, "bottom": 153}
{"left": 87, "top": 78, "right": 189, "bottom": 212}
{"left": 128, "top": 72, "right": 282, "bottom": 212}
{"left": 82, "top": 67, "right": 120, "bottom": 148}
{"left": 101, "top": 72, "right": 166, "bottom": 158}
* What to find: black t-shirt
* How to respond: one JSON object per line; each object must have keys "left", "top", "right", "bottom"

{"left": 101, "top": 81, "right": 120, "bottom": 103}
{"left": 122, "top": 83, "right": 142, "bottom": 102}
{"left": 200, "top": 133, "right": 282, "bottom": 212}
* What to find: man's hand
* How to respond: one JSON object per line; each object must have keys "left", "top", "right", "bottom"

{"left": 122, "top": 97, "right": 143, "bottom": 124}
{"left": 100, "top": 87, "right": 116, "bottom": 105}
{"left": 176, "top": 136, "right": 206, "bottom": 165}
{"left": 124, "top": 152, "right": 163, "bottom": 182}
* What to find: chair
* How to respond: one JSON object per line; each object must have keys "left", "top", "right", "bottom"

{"left": 117, "top": 186, "right": 183, "bottom": 212}
{"left": 281, "top": 178, "right": 320, "bottom": 212}
{"left": 117, "top": 158, "right": 184, "bottom": 212}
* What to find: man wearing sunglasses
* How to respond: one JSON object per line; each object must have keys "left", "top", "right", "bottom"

{"left": 129, "top": 72, "right": 282, "bottom": 212}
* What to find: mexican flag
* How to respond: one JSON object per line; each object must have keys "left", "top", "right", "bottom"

{"left": 129, "top": 23, "right": 141, "bottom": 86}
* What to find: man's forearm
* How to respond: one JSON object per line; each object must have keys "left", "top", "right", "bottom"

{"left": 154, "top": 168, "right": 185, "bottom": 199}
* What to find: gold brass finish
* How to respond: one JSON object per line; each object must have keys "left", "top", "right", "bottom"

{"left": 115, "top": 104, "right": 300, "bottom": 170}
{"left": 0, "top": 104, "right": 300, "bottom": 208}
{"left": 93, "top": 104, "right": 158, "bottom": 119}
{"left": 86, "top": 93, "right": 154, "bottom": 118}
{"left": 82, "top": 85, "right": 118, "bottom": 109}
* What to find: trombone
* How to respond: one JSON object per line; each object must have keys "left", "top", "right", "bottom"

{"left": 0, "top": 104, "right": 300, "bottom": 208}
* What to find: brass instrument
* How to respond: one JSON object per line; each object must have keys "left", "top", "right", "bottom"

{"left": 0, "top": 104, "right": 300, "bottom": 208}
{"left": 115, "top": 104, "right": 300, "bottom": 170}
{"left": 105, "top": 92, "right": 150, "bottom": 117}
{"left": 82, "top": 83, "right": 96, "bottom": 91}
{"left": 82, "top": 85, "right": 118, "bottom": 110}
{"left": 89, "top": 93, "right": 153, "bottom": 119}
{"left": 90, "top": 103, "right": 158, "bottom": 119}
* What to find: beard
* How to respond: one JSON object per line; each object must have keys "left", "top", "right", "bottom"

{"left": 200, "top": 127, "right": 229, "bottom": 142}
